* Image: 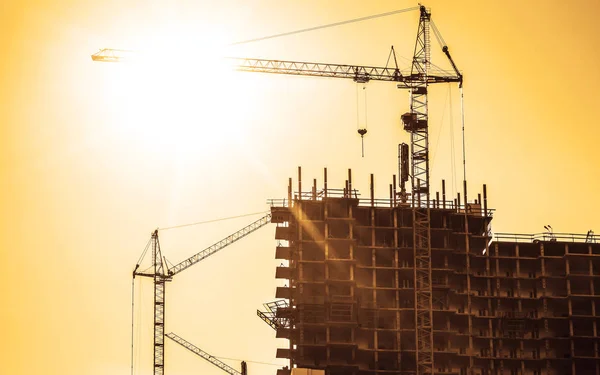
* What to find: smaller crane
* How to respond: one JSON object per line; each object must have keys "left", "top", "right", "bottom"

{"left": 133, "top": 214, "right": 272, "bottom": 375}
{"left": 166, "top": 332, "right": 248, "bottom": 375}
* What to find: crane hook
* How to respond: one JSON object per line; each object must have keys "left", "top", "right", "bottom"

{"left": 357, "top": 128, "right": 367, "bottom": 157}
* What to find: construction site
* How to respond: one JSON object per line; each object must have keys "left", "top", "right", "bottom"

{"left": 265, "top": 169, "right": 600, "bottom": 375}
{"left": 87, "top": 4, "right": 600, "bottom": 375}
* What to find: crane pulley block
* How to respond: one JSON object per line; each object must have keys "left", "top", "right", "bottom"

{"left": 401, "top": 112, "right": 428, "bottom": 132}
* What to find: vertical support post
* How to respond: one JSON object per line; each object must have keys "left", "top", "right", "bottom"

{"left": 483, "top": 185, "right": 488, "bottom": 218}
{"left": 288, "top": 178, "right": 292, "bottom": 207}
{"left": 442, "top": 179, "right": 446, "bottom": 209}
{"left": 298, "top": 167, "right": 302, "bottom": 201}
{"left": 483, "top": 184, "right": 490, "bottom": 256}
{"left": 393, "top": 175, "right": 397, "bottom": 206}
{"left": 348, "top": 169, "right": 353, "bottom": 198}
{"left": 370, "top": 174, "right": 375, "bottom": 207}
{"left": 313, "top": 178, "right": 317, "bottom": 200}
{"left": 324, "top": 168, "right": 328, "bottom": 198}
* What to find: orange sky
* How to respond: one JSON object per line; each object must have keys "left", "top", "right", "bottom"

{"left": 2, "top": 1, "right": 600, "bottom": 374}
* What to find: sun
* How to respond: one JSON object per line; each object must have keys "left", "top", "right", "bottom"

{"left": 99, "top": 26, "right": 252, "bottom": 158}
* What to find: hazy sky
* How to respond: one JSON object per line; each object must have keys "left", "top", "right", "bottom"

{"left": 2, "top": 1, "right": 600, "bottom": 374}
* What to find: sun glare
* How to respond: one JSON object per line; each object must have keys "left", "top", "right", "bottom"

{"left": 102, "top": 27, "right": 250, "bottom": 158}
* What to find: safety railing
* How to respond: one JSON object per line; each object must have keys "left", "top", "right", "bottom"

{"left": 267, "top": 194, "right": 495, "bottom": 217}
{"left": 494, "top": 232, "right": 598, "bottom": 244}
{"left": 267, "top": 198, "right": 290, "bottom": 207}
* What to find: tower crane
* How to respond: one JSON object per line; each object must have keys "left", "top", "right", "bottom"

{"left": 93, "top": 6, "right": 462, "bottom": 374}
{"left": 134, "top": 214, "right": 272, "bottom": 375}
{"left": 235, "top": 10, "right": 462, "bottom": 374}
{"left": 166, "top": 332, "right": 248, "bottom": 375}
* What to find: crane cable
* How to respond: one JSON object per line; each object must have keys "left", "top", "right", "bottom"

{"left": 431, "top": 84, "right": 451, "bottom": 170}
{"left": 231, "top": 7, "right": 419, "bottom": 46}
{"left": 460, "top": 86, "right": 467, "bottom": 182}
{"left": 136, "top": 279, "right": 145, "bottom": 374}
{"left": 213, "top": 356, "right": 283, "bottom": 367}
{"left": 431, "top": 18, "right": 467, "bottom": 182}
{"left": 355, "top": 84, "right": 360, "bottom": 133}
{"left": 131, "top": 273, "right": 147, "bottom": 375}
{"left": 449, "top": 84, "right": 457, "bottom": 197}
{"left": 430, "top": 19, "right": 446, "bottom": 48}
{"left": 130, "top": 238, "right": 151, "bottom": 375}
{"left": 131, "top": 237, "right": 153, "bottom": 375}
{"left": 135, "top": 237, "right": 152, "bottom": 266}
{"left": 130, "top": 276, "right": 135, "bottom": 375}
{"left": 355, "top": 83, "right": 368, "bottom": 157}
{"left": 362, "top": 84, "right": 368, "bottom": 158}
{"left": 158, "top": 211, "right": 269, "bottom": 231}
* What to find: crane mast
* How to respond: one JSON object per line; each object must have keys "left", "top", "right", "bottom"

{"left": 407, "top": 6, "right": 434, "bottom": 375}
{"left": 151, "top": 230, "right": 168, "bottom": 375}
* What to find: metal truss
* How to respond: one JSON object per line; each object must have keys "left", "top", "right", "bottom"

{"left": 234, "top": 58, "right": 403, "bottom": 83}
{"left": 151, "top": 230, "right": 169, "bottom": 375}
{"left": 166, "top": 332, "right": 242, "bottom": 375}
{"left": 409, "top": 6, "right": 434, "bottom": 375}
{"left": 232, "top": 57, "right": 459, "bottom": 85}
{"left": 168, "top": 214, "right": 272, "bottom": 276}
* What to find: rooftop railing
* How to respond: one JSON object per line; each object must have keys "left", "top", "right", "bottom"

{"left": 494, "top": 232, "right": 598, "bottom": 244}
{"left": 267, "top": 189, "right": 494, "bottom": 217}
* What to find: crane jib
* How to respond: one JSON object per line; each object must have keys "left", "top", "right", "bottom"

{"left": 167, "top": 213, "right": 272, "bottom": 276}
{"left": 231, "top": 58, "right": 460, "bottom": 85}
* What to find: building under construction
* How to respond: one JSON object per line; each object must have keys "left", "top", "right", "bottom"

{"left": 266, "top": 168, "right": 600, "bottom": 375}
